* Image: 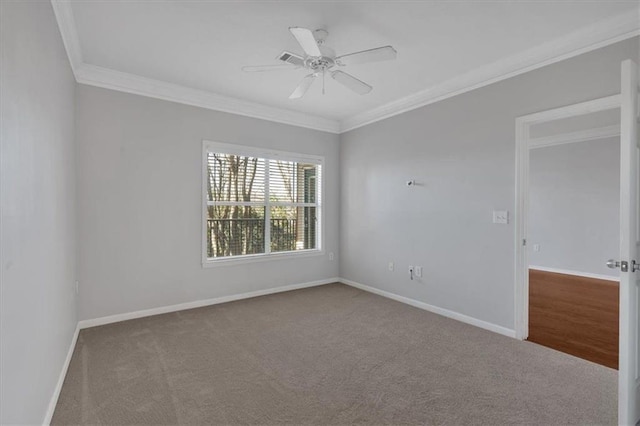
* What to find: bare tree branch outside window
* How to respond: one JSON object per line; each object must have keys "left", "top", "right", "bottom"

{"left": 205, "top": 150, "right": 319, "bottom": 259}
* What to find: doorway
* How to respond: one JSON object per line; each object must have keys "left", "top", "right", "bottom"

{"left": 515, "top": 60, "right": 640, "bottom": 424}
{"left": 527, "top": 136, "right": 620, "bottom": 369}
{"left": 515, "top": 93, "right": 622, "bottom": 340}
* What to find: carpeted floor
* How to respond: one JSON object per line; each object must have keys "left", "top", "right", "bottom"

{"left": 52, "top": 283, "right": 616, "bottom": 425}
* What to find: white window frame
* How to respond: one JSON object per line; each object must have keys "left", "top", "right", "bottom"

{"left": 202, "top": 140, "right": 324, "bottom": 267}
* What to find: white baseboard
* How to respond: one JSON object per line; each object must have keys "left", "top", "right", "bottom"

{"left": 528, "top": 265, "right": 620, "bottom": 282}
{"left": 78, "top": 278, "right": 339, "bottom": 330}
{"left": 43, "top": 322, "right": 80, "bottom": 425}
{"left": 339, "top": 278, "right": 516, "bottom": 339}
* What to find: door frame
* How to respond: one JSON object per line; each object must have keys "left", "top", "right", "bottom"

{"left": 514, "top": 93, "right": 622, "bottom": 341}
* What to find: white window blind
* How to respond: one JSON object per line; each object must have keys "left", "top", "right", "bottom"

{"left": 203, "top": 142, "right": 322, "bottom": 262}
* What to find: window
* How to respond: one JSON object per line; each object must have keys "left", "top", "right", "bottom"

{"left": 202, "top": 141, "right": 322, "bottom": 264}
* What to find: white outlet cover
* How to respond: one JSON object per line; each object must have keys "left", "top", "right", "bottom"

{"left": 492, "top": 210, "right": 509, "bottom": 224}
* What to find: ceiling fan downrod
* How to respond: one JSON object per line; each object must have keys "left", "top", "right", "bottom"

{"left": 322, "top": 68, "right": 326, "bottom": 95}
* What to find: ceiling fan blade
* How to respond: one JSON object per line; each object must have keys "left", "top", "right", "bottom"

{"left": 336, "top": 46, "right": 397, "bottom": 66}
{"left": 289, "top": 74, "right": 316, "bottom": 99}
{"left": 289, "top": 27, "right": 321, "bottom": 57}
{"left": 242, "top": 64, "right": 298, "bottom": 72}
{"left": 331, "top": 71, "right": 372, "bottom": 95}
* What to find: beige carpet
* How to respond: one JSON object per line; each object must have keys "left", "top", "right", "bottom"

{"left": 53, "top": 283, "right": 616, "bottom": 425}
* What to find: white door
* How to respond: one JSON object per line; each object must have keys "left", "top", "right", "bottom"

{"left": 618, "top": 59, "right": 640, "bottom": 426}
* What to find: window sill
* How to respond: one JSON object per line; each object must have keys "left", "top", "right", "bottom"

{"left": 202, "top": 249, "right": 324, "bottom": 268}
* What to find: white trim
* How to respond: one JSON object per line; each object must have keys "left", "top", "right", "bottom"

{"left": 529, "top": 125, "right": 620, "bottom": 149}
{"left": 203, "top": 249, "right": 323, "bottom": 268}
{"left": 207, "top": 201, "right": 317, "bottom": 208}
{"left": 202, "top": 140, "right": 324, "bottom": 164}
{"left": 51, "top": 0, "right": 639, "bottom": 135}
{"left": 42, "top": 323, "right": 80, "bottom": 425}
{"left": 201, "top": 141, "right": 209, "bottom": 267}
{"left": 78, "top": 278, "right": 338, "bottom": 329}
{"left": 340, "top": 12, "right": 639, "bottom": 133}
{"left": 339, "top": 278, "right": 516, "bottom": 339}
{"left": 50, "top": 0, "right": 82, "bottom": 75}
{"left": 528, "top": 265, "right": 620, "bottom": 282}
{"left": 50, "top": 0, "right": 340, "bottom": 133}
{"left": 514, "top": 116, "right": 529, "bottom": 341}
{"left": 514, "top": 93, "right": 623, "bottom": 341}
{"left": 75, "top": 64, "right": 341, "bottom": 134}
{"left": 202, "top": 141, "right": 324, "bottom": 265}
{"left": 522, "top": 94, "right": 621, "bottom": 125}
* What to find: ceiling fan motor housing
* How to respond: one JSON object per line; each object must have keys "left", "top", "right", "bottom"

{"left": 244, "top": 26, "right": 395, "bottom": 98}
{"left": 305, "top": 45, "right": 336, "bottom": 72}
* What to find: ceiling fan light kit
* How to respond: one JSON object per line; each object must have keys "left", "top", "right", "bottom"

{"left": 242, "top": 27, "right": 397, "bottom": 99}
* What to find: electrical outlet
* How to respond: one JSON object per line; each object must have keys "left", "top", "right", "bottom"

{"left": 492, "top": 210, "right": 509, "bottom": 224}
{"left": 388, "top": 262, "right": 394, "bottom": 272}
{"left": 329, "top": 252, "right": 334, "bottom": 261}
{"left": 533, "top": 244, "right": 540, "bottom": 252}
{"left": 415, "top": 266, "right": 423, "bottom": 278}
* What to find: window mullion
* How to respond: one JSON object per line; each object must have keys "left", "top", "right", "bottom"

{"left": 209, "top": 201, "right": 266, "bottom": 206}
{"left": 264, "top": 159, "right": 271, "bottom": 254}
{"left": 269, "top": 202, "right": 318, "bottom": 208}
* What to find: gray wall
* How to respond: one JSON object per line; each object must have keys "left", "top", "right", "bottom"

{"left": 529, "top": 138, "right": 620, "bottom": 278}
{"left": 0, "top": 2, "right": 78, "bottom": 424}
{"left": 75, "top": 86, "right": 340, "bottom": 321}
{"left": 340, "top": 37, "right": 639, "bottom": 331}
{"left": 1, "top": 10, "right": 634, "bottom": 420}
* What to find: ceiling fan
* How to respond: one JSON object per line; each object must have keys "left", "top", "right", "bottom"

{"left": 242, "top": 27, "right": 397, "bottom": 99}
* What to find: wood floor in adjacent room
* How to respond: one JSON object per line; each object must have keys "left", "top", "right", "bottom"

{"left": 52, "top": 283, "right": 616, "bottom": 425}
{"left": 528, "top": 268, "right": 619, "bottom": 369}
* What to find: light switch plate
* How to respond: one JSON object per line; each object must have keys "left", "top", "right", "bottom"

{"left": 493, "top": 210, "right": 509, "bottom": 224}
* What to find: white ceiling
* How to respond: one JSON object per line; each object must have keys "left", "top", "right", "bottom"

{"left": 56, "top": 1, "right": 639, "bottom": 132}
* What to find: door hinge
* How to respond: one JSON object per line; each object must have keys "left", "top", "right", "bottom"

{"left": 523, "top": 239, "right": 527, "bottom": 246}
{"left": 633, "top": 260, "right": 639, "bottom": 273}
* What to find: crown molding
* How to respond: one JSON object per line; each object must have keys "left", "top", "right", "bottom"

{"left": 340, "top": 10, "right": 640, "bottom": 133}
{"left": 74, "top": 64, "right": 341, "bottom": 133}
{"left": 52, "top": 0, "right": 638, "bottom": 135}
{"left": 51, "top": 0, "right": 83, "bottom": 74}
{"left": 50, "top": 0, "right": 340, "bottom": 134}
